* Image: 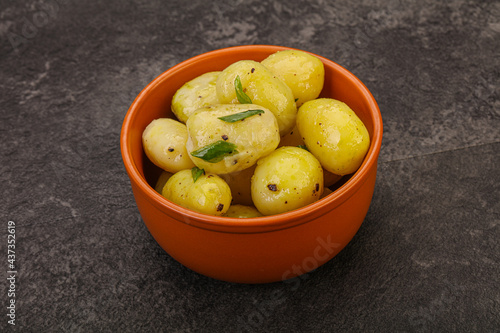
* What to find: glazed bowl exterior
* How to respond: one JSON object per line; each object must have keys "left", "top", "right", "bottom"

{"left": 120, "top": 45, "right": 383, "bottom": 284}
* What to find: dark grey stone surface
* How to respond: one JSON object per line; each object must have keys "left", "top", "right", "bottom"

{"left": 1, "top": 0, "right": 499, "bottom": 332}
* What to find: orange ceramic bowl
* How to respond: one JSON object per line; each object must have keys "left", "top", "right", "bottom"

{"left": 120, "top": 45, "right": 383, "bottom": 284}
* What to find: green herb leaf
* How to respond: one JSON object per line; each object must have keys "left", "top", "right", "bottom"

{"left": 191, "top": 140, "right": 238, "bottom": 163}
{"left": 191, "top": 167, "right": 205, "bottom": 183}
{"left": 234, "top": 75, "right": 252, "bottom": 104}
{"left": 218, "top": 109, "right": 264, "bottom": 123}
{"left": 298, "top": 145, "right": 309, "bottom": 151}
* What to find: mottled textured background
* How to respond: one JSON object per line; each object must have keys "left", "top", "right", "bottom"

{"left": 1, "top": 0, "right": 499, "bottom": 332}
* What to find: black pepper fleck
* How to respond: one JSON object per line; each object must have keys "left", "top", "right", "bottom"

{"left": 216, "top": 204, "right": 224, "bottom": 212}
{"left": 267, "top": 184, "right": 278, "bottom": 191}
{"left": 251, "top": 68, "right": 255, "bottom": 73}
{"left": 221, "top": 134, "right": 228, "bottom": 141}
{"left": 168, "top": 147, "right": 175, "bottom": 152}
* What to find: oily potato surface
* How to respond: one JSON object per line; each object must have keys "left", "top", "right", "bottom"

{"left": 171, "top": 71, "right": 220, "bottom": 123}
{"left": 162, "top": 169, "right": 231, "bottom": 216}
{"left": 154, "top": 170, "right": 173, "bottom": 193}
{"left": 219, "top": 164, "right": 256, "bottom": 206}
{"left": 261, "top": 49, "right": 324, "bottom": 107}
{"left": 142, "top": 118, "right": 196, "bottom": 173}
{"left": 251, "top": 146, "right": 323, "bottom": 216}
{"left": 297, "top": 98, "right": 370, "bottom": 176}
{"left": 216, "top": 60, "right": 297, "bottom": 136}
{"left": 224, "top": 204, "right": 263, "bottom": 218}
{"left": 186, "top": 104, "right": 280, "bottom": 174}
{"left": 278, "top": 125, "right": 304, "bottom": 148}
{"left": 279, "top": 126, "right": 343, "bottom": 188}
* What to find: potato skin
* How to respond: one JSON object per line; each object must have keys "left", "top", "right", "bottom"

{"left": 278, "top": 125, "right": 304, "bottom": 148}
{"left": 320, "top": 187, "right": 333, "bottom": 199}
{"left": 154, "top": 170, "right": 173, "bottom": 193}
{"left": 142, "top": 118, "right": 196, "bottom": 173}
{"left": 324, "top": 171, "right": 343, "bottom": 188}
{"left": 297, "top": 98, "right": 370, "bottom": 176}
{"left": 251, "top": 146, "right": 323, "bottom": 216}
{"left": 162, "top": 169, "right": 231, "bottom": 216}
{"left": 219, "top": 164, "right": 256, "bottom": 206}
{"left": 186, "top": 104, "right": 280, "bottom": 174}
{"left": 261, "top": 50, "right": 324, "bottom": 107}
{"left": 224, "top": 204, "right": 263, "bottom": 218}
{"left": 278, "top": 126, "right": 342, "bottom": 187}
{"left": 171, "top": 71, "right": 220, "bottom": 123}
{"left": 216, "top": 60, "right": 297, "bottom": 136}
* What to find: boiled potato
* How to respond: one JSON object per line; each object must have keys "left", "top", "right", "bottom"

{"left": 142, "top": 118, "right": 196, "bottom": 173}
{"left": 261, "top": 50, "right": 324, "bottom": 107}
{"left": 320, "top": 187, "right": 333, "bottom": 199}
{"left": 216, "top": 60, "right": 297, "bottom": 136}
{"left": 251, "top": 146, "right": 323, "bottom": 215}
{"left": 154, "top": 170, "right": 173, "bottom": 193}
{"left": 186, "top": 104, "right": 280, "bottom": 174}
{"left": 162, "top": 169, "right": 231, "bottom": 216}
{"left": 171, "top": 71, "right": 220, "bottom": 123}
{"left": 297, "top": 98, "right": 370, "bottom": 176}
{"left": 219, "top": 164, "right": 256, "bottom": 206}
{"left": 324, "top": 171, "right": 343, "bottom": 188}
{"left": 279, "top": 126, "right": 343, "bottom": 187}
{"left": 224, "top": 204, "right": 263, "bottom": 218}
{"left": 278, "top": 125, "right": 303, "bottom": 147}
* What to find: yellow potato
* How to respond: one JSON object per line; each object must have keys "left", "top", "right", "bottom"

{"left": 324, "top": 171, "right": 343, "bottom": 187}
{"left": 278, "top": 127, "right": 342, "bottom": 187}
{"left": 219, "top": 164, "right": 256, "bottom": 206}
{"left": 251, "top": 146, "right": 323, "bottom": 215}
{"left": 171, "top": 71, "right": 220, "bottom": 123}
{"left": 297, "top": 98, "right": 370, "bottom": 176}
{"left": 142, "top": 118, "right": 196, "bottom": 173}
{"left": 262, "top": 50, "right": 324, "bottom": 107}
{"left": 278, "top": 125, "right": 304, "bottom": 148}
{"left": 162, "top": 169, "right": 231, "bottom": 216}
{"left": 154, "top": 170, "right": 173, "bottom": 193}
{"left": 216, "top": 60, "right": 297, "bottom": 136}
{"left": 320, "top": 187, "right": 333, "bottom": 199}
{"left": 186, "top": 104, "right": 280, "bottom": 174}
{"left": 224, "top": 204, "right": 263, "bottom": 218}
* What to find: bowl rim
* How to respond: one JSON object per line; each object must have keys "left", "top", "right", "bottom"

{"left": 121, "top": 44, "right": 383, "bottom": 233}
